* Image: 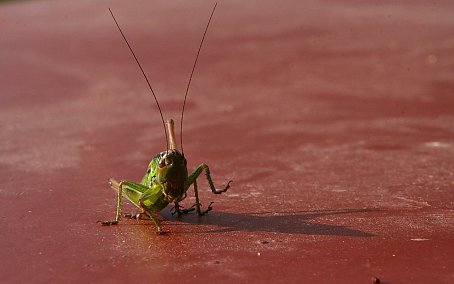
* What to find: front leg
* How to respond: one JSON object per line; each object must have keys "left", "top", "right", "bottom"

{"left": 185, "top": 163, "right": 232, "bottom": 216}
{"left": 138, "top": 201, "right": 163, "bottom": 235}
{"left": 193, "top": 179, "right": 215, "bottom": 215}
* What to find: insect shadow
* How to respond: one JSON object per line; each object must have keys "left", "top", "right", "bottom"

{"left": 163, "top": 208, "right": 378, "bottom": 237}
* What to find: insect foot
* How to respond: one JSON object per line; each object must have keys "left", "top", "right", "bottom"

{"left": 156, "top": 227, "right": 166, "bottom": 235}
{"left": 171, "top": 203, "right": 196, "bottom": 216}
{"left": 198, "top": 201, "right": 215, "bottom": 216}
{"left": 124, "top": 213, "right": 139, "bottom": 219}
{"left": 97, "top": 220, "right": 119, "bottom": 226}
{"left": 124, "top": 212, "right": 150, "bottom": 220}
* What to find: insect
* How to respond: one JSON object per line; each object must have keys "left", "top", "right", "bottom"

{"left": 98, "top": 3, "right": 232, "bottom": 234}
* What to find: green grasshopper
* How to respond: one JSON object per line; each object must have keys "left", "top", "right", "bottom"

{"left": 99, "top": 4, "right": 232, "bottom": 234}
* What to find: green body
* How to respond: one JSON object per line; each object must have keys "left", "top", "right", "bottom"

{"left": 115, "top": 149, "right": 190, "bottom": 214}
{"left": 104, "top": 142, "right": 231, "bottom": 233}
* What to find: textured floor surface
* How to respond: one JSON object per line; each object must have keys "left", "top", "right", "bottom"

{"left": 1, "top": 0, "right": 453, "bottom": 283}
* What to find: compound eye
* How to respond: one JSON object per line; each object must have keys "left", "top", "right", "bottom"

{"left": 165, "top": 157, "right": 172, "bottom": 166}
{"left": 159, "top": 159, "right": 166, "bottom": 168}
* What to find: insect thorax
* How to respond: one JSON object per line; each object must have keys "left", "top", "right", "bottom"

{"left": 144, "top": 150, "right": 188, "bottom": 203}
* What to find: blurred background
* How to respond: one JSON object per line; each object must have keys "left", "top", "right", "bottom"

{"left": 1, "top": 0, "right": 453, "bottom": 283}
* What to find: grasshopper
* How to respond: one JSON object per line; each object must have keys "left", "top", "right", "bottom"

{"left": 99, "top": 4, "right": 232, "bottom": 234}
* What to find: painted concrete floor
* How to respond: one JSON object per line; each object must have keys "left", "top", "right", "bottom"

{"left": 1, "top": 0, "right": 453, "bottom": 283}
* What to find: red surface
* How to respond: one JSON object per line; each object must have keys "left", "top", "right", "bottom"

{"left": 1, "top": 0, "right": 454, "bottom": 283}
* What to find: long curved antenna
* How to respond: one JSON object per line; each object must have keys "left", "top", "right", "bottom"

{"left": 109, "top": 8, "right": 168, "bottom": 151}
{"left": 180, "top": 3, "right": 217, "bottom": 154}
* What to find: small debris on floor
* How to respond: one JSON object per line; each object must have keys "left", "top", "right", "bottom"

{"left": 410, "top": 238, "right": 429, "bottom": 241}
{"left": 371, "top": 276, "right": 380, "bottom": 283}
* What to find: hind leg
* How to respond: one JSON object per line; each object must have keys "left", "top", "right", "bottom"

{"left": 98, "top": 179, "right": 149, "bottom": 225}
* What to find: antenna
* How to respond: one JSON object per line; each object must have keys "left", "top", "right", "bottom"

{"left": 180, "top": 3, "right": 218, "bottom": 154}
{"left": 109, "top": 8, "right": 169, "bottom": 151}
